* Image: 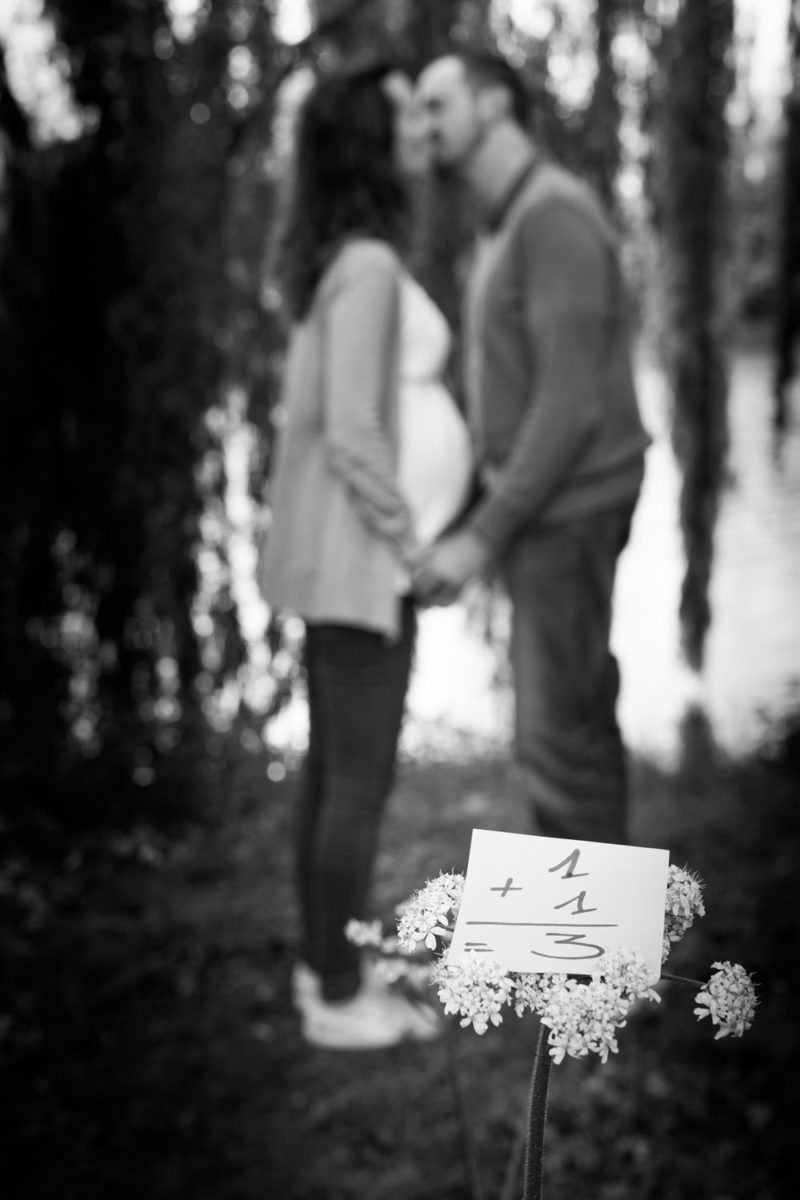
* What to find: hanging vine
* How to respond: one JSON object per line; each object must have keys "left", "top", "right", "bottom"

{"left": 646, "top": 0, "right": 735, "bottom": 670}
{"left": 583, "top": 0, "right": 623, "bottom": 213}
{"left": 774, "top": 0, "right": 800, "bottom": 427}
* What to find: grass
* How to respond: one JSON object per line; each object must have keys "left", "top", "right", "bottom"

{"left": 2, "top": 707, "right": 799, "bottom": 1200}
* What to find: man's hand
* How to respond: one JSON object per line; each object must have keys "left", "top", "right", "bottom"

{"left": 407, "top": 531, "right": 491, "bottom": 606}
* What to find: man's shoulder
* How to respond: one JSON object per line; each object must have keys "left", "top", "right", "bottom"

{"left": 510, "top": 160, "right": 615, "bottom": 245}
{"left": 522, "top": 160, "right": 602, "bottom": 215}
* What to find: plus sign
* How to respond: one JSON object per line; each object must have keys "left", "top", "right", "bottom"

{"left": 490, "top": 877, "right": 523, "bottom": 898}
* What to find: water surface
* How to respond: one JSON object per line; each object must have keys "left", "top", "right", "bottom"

{"left": 410, "top": 350, "right": 800, "bottom": 763}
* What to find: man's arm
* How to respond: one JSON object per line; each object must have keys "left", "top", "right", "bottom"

{"left": 469, "top": 201, "right": 611, "bottom": 554}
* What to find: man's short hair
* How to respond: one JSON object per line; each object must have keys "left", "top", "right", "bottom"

{"left": 456, "top": 49, "right": 531, "bottom": 127}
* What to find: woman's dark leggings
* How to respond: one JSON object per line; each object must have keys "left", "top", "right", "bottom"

{"left": 293, "top": 598, "right": 416, "bottom": 1002}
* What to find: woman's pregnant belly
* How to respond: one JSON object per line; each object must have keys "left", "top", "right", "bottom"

{"left": 397, "top": 380, "right": 474, "bottom": 545}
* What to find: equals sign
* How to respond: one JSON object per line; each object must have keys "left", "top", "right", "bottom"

{"left": 465, "top": 941, "right": 493, "bottom": 953}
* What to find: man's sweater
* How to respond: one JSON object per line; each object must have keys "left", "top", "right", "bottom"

{"left": 464, "top": 159, "right": 651, "bottom": 554}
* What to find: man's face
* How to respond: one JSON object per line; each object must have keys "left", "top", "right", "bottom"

{"left": 416, "top": 57, "right": 485, "bottom": 170}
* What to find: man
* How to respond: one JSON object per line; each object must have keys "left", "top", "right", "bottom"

{"left": 412, "top": 51, "right": 650, "bottom": 844}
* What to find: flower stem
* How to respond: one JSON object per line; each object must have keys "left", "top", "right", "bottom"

{"left": 661, "top": 971, "right": 704, "bottom": 987}
{"left": 522, "top": 1019, "right": 552, "bottom": 1200}
{"left": 443, "top": 1024, "right": 486, "bottom": 1200}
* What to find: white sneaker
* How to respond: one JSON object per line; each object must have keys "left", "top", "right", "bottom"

{"left": 301, "top": 982, "right": 440, "bottom": 1050}
{"left": 291, "top": 959, "right": 384, "bottom": 1011}
{"left": 291, "top": 961, "right": 321, "bottom": 1009}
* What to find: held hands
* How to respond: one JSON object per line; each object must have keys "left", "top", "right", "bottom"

{"left": 405, "top": 531, "right": 491, "bottom": 606}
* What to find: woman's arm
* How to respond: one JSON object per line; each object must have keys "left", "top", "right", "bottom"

{"left": 322, "top": 243, "right": 416, "bottom": 558}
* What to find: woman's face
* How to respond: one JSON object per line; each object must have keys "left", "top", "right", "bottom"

{"left": 382, "top": 72, "right": 430, "bottom": 178}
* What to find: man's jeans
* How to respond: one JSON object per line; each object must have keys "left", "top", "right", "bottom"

{"left": 293, "top": 598, "right": 416, "bottom": 1001}
{"left": 502, "top": 502, "right": 636, "bottom": 845}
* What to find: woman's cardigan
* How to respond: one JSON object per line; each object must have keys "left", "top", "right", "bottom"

{"left": 260, "top": 239, "right": 414, "bottom": 640}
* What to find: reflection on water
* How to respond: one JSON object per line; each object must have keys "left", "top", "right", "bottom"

{"left": 410, "top": 350, "right": 800, "bottom": 764}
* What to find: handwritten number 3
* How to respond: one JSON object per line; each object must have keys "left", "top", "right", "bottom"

{"left": 531, "top": 932, "right": 605, "bottom": 961}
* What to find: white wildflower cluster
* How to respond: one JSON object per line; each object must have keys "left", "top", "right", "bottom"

{"left": 509, "top": 971, "right": 562, "bottom": 1018}
{"left": 345, "top": 920, "right": 436, "bottom": 990}
{"left": 342, "top": 864, "right": 756, "bottom": 1060}
{"left": 344, "top": 918, "right": 385, "bottom": 949}
{"left": 662, "top": 865, "right": 706, "bottom": 962}
{"left": 434, "top": 951, "right": 515, "bottom": 1034}
{"left": 396, "top": 871, "right": 465, "bottom": 952}
{"left": 432, "top": 947, "right": 661, "bottom": 1060}
{"left": 694, "top": 961, "right": 759, "bottom": 1039}
{"left": 372, "top": 955, "right": 435, "bottom": 990}
{"left": 597, "top": 947, "right": 662, "bottom": 1004}
{"left": 537, "top": 975, "right": 634, "bottom": 1064}
{"left": 531, "top": 950, "right": 661, "bottom": 1064}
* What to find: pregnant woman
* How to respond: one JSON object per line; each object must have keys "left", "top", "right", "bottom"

{"left": 261, "top": 61, "right": 472, "bottom": 1050}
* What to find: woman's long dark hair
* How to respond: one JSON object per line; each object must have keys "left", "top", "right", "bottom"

{"left": 274, "top": 62, "right": 411, "bottom": 322}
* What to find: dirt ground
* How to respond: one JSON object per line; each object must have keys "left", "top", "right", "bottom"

{"left": 3, "top": 707, "right": 799, "bottom": 1200}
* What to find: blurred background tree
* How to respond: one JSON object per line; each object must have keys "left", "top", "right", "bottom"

{"left": 0, "top": 0, "right": 795, "bottom": 819}
{"left": 1, "top": 0, "right": 244, "bottom": 815}
{"left": 643, "top": 0, "right": 735, "bottom": 669}
{"left": 774, "top": 0, "right": 800, "bottom": 427}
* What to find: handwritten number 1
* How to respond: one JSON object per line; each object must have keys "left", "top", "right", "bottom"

{"left": 548, "top": 849, "right": 589, "bottom": 880}
{"left": 553, "top": 890, "right": 597, "bottom": 915}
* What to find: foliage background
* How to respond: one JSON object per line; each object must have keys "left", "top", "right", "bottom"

{"left": 0, "top": 0, "right": 797, "bottom": 803}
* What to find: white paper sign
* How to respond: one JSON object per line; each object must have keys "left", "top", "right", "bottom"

{"left": 449, "top": 829, "right": 669, "bottom": 980}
